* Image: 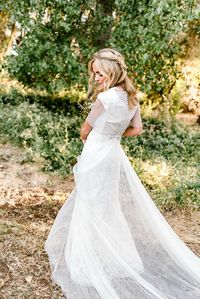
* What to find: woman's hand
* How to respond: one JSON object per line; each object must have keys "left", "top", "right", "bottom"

{"left": 122, "top": 126, "right": 143, "bottom": 137}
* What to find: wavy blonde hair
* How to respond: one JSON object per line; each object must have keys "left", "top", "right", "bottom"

{"left": 87, "top": 48, "right": 138, "bottom": 109}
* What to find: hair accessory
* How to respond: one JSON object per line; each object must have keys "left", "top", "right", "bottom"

{"left": 95, "top": 49, "right": 127, "bottom": 71}
{"left": 113, "top": 57, "right": 127, "bottom": 71}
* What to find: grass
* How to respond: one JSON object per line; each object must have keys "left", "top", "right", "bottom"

{"left": 0, "top": 200, "right": 65, "bottom": 298}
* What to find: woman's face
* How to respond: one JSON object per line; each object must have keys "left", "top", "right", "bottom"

{"left": 92, "top": 60, "right": 108, "bottom": 87}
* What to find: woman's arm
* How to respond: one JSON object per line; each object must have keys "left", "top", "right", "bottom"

{"left": 80, "top": 98, "right": 105, "bottom": 144}
{"left": 124, "top": 103, "right": 143, "bottom": 137}
{"left": 122, "top": 126, "right": 142, "bottom": 137}
{"left": 80, "top": 121, "right": 92, "bottom": 144}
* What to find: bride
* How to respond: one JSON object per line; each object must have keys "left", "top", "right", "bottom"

{"left": 45, "top": 48, "right": 200, "bottom": 299}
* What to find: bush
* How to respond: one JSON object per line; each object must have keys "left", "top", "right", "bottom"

{"left": 122, "top": 117, "right": 200, "bottom": 209}
{"left": 0, "top": 101, "right": 83, "bottom": 176}
{"left": 0, "top": 86, "right": 87, "bottom": 115}
{"left": 2, "top": 0, "right": 198, "bottom": 105}
{"left": 122, "top": 117, "right": 199, "bottom": 163}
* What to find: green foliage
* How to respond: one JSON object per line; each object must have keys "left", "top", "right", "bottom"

{"left": 122, "top": 117, "right": 200, "bottom": 209}
{"left": 172, "top": 34, "right": 200, "bottom": 117}
{"left": 123, "top": 117, "right": 200, "bottom": 162}
{"left": 2, "top": 0, "right": 115, "bottom": 93}
{"left": 174, "top": 182, "right": 200, "bottom": 207}
{"left": 168, "top": 78, "right": 188, "bottom": 115}
{"left": 1, "top": 0, "right": 199, "bottom": 104}
{"left": 0, "top": 100, "right": 83, "bottom": 176}
{"left": 0, "top": 86, "right": 87, "bottom": 115}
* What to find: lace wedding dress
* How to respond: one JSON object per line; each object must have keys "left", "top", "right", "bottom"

{"left": 45, "top": 87, "right": 200, "bottom": 299}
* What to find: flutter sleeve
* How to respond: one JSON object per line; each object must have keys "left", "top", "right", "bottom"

{"left": 130, "top": 104, "right": 142, "bottom": 128}
{"left": 85, "top": 96, "right": 106, "bottom": 127}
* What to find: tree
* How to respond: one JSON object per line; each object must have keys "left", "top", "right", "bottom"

{"left": 1, "top": 0, "right": 199, "bottom": 104}
{"left": 112, "top": 0, "right": 199, "bottom": 102}
{"left": 0, "top": 11, "right": 17, "bottom": 61}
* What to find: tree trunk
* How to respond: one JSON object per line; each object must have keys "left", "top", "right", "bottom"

{"left": 5, "top": 22, "right": 17, "bottom": 56}
{"left": 96, "top": 0, "right": 115, "bottom": 48}
{"left": 0, "top": 11, "right": 17, "bottom": 61}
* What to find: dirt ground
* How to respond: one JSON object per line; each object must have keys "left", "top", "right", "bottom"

{"left": 0, "top": 143, "right": 199, "bottom": 299}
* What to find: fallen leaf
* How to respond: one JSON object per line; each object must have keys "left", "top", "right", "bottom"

{"left": 25, "top": 275, "right": 32, "bottom": 283}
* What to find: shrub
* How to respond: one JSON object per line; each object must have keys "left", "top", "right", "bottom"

{"left": 0, "top": 101, "right": 83, "bottom": 176}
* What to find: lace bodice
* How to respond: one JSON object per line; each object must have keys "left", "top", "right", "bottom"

{"left": 86, "top": 87, "right": 142, "bottom": 138}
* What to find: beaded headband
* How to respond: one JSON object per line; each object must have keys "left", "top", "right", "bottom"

{"left": 114, "top": 57, "right": 127, "bottom": 70}
{"left": 99, "top": 56, "right": 127, "bottom": 71}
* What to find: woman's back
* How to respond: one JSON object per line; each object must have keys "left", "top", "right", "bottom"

{"left": 86, "top": 87, "right": 140, "bottom": 139}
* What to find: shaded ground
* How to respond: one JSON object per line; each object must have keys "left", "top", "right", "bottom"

{"left": 0, "top": 142, "right": 199, "bottom": 299}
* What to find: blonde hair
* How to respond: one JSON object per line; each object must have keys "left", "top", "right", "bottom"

{"left": 87, "top": 48, "right": 138, "bottom": 109}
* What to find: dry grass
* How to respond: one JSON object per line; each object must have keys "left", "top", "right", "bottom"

{"left": 0, "top": 143, "right": 199, "bottom": 298}
{"left": 0, "top": 144, "right": 74, "bottom": 298}
{"left": 0, "top": 189, "right": 66, "bottom": 299}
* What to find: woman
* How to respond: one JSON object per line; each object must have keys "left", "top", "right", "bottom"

{"left": 45, "top": 48, "right": 200, "bottom": 299}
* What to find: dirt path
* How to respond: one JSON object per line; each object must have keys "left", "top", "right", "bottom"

{"left": 0, "top": 143, "right": 199, "bottom": 299}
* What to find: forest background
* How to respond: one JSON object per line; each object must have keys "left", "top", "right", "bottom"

{"left": 0, "top": 0, "right": 200, "bottom": 209}
{"left": 0, "top": 1, "right": 200, "bottom": 297}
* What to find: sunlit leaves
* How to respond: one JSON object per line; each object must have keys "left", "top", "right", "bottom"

{"left": 112, "top": 0, "right": 198, "bottom": 100}
{"left": 1, "top": 0, "right": 199, "bottom": 100}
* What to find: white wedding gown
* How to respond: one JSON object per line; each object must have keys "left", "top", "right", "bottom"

{"left": 45, "top": 87, "right": 200, "bottom": 299}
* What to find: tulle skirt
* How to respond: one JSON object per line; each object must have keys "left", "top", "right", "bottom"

{"left": 45, "top": 130, "right": 200, "bottom": 299}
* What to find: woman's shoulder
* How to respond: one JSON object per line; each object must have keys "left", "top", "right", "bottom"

{"left": 98, "top": 87, "right": 127, "bottom": 101}
{"left": 98, "top": 87, "right": 115, "bottom": 98}
{"left": 97, "top": 88, "right": 116, "bottom": 106}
